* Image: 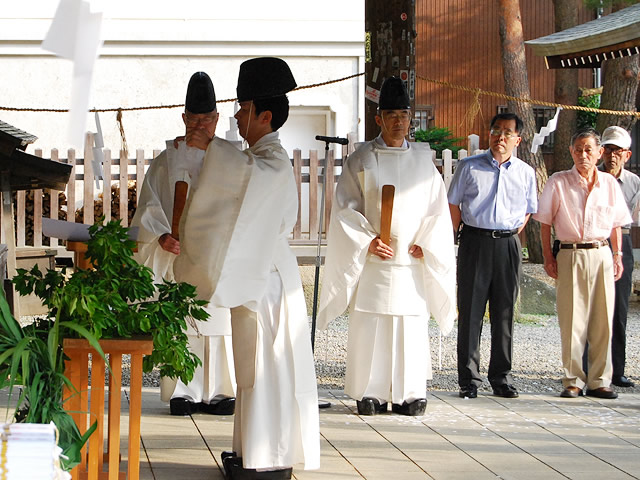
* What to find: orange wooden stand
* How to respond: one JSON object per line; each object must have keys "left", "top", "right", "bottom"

{"left": 66, "top": 241, "right": 92, "bottom": 270}
{"left": 63, "top": 338, "right": 153, "bottom": 480}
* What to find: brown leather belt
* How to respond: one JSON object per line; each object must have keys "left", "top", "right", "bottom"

{"left": 560, "top": 240, "right": 608, "bottom": 249}
{"left": 621, "top": 228, "right": 631, "bottom": 235}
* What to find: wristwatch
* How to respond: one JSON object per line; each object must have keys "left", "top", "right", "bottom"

{"left": 613, "top": 251, "right": 623, "bottom": 257}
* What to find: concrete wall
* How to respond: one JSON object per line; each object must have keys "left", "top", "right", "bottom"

{"left": 0, "top": 1, "right": 365, "bottom": 157}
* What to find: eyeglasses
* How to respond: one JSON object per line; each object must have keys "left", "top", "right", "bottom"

{"left": 603, "top": 145, "right": 629, "bottom": 157}
{"left": 184, "top": 114, "right": 216, "bottom": 127}
{"left": 490, "top": 128, "right": 519, "bottom": 139}
{"left": 382, "top": 111, "right": 411, "bottom": 122}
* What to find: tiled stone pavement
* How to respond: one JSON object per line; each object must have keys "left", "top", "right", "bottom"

{"left": 3, "top": 388, "right": 639, "bottom": 479}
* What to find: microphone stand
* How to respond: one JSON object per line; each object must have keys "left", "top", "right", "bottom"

{"left": 312, "top": 135, "right": 348, "bottom": 409}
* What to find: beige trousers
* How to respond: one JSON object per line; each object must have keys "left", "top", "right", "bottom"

{"left": 556, "top": 247, "right": 614, "bottom": 390}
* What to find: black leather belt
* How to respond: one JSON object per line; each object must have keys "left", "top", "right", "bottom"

{"left": 463, "top": 225, "right": 518, "bottom": 239}
{"left": 560, "top": 240, "right": 608, "bottom": 249}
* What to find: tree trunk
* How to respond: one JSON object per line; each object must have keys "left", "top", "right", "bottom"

{"left": 497, "top": 0, "right": 548, "bottom": 264}
{"left": 551, "top": 0, "right": 580, "bottom": 174}
{"left": 364, "top": 0, "right": 416, "bottom": 140}
{"left": 596, "top": 56, "right": 639, "bottom": 132}
{"left": 596, "top": 1, "right": 640, "bottom": 132}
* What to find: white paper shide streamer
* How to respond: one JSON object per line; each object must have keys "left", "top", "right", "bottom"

{"left": 531, "top": 107, "right": 562, "bottom": 154}
{"left": 92, "top": 112, "right": 105, "bottom": 188}
{"left": 41, "top": 0, "right": 104, "bottom": 148}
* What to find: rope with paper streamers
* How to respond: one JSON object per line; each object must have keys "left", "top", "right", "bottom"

{"left": 417, "top": 75, "right": 640, "bottom": 118}
{"left": 0, "top": 73, "right": 365, "bottom": 114}
{"left": 2, "top": 72, "right": 639, "bottom": 141}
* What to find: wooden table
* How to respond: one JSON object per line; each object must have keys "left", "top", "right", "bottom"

{"left": 63, "top": 338, "right": 153, "bottom": 480}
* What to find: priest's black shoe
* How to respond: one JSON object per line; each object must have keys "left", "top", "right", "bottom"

{"left": 223, "top": 460, "right": 292, "bottom": 479}
{"left": 492, "top": 384, "right": 519, "bottom": 398}
{"left": 201, "top": 397, "right": 236, "bottom": 415}
{"left": 356, "top": 397, "right": 388, "bottom": 415}
{"left": 169, "top": 397, "right": 198, "bottom": 416}
{"left": 612, "top": 375, "right": 635, "bottom": 388}
{"left": 222, "top": 453, "right": 242, "bottom": 479}
{"left": 392, "top": 398, "right": 427, "bottom": 416}
{"left": 459, "top": 384, "right": 477, "bottom": 398}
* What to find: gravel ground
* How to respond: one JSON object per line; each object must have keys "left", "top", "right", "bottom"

{"left": 310, "top": 263, "right": 640, "bottom": 395}
{"left": 71, "top": 263, "right": 640, "bottom": 395}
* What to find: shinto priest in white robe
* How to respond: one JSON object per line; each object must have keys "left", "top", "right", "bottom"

{"left": 131, "top": 139, "right": 236, "bottom": 404}
{"left": 173, "top": 132, "right": 320, "bottom": 470}
{"left": 318, "top": 136, "right": 456, "bottom": 404}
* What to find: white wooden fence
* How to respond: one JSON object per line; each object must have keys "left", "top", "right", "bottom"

{"left": 1, "top": 133, "right": 481, "bottom": 251}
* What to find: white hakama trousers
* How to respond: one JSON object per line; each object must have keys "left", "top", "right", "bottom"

{"left": 172, "top": 335, "right": 236, "bottom": 403}
{"left": 231, "top": 271, "right": 320, "bottom": 471}
{"left": 345, "top": 311, "right": 430, "bottom": 404}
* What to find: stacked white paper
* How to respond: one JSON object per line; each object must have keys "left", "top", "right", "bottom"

{"left": 0, "top": 423, "right": 70, "bottom": 480}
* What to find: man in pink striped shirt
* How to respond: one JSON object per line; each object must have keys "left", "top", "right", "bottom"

{"left": 534, "top": 128, "right": 631, "bottom": 399}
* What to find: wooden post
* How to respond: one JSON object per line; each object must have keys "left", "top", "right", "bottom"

{"left": 50, "top": 149, "right": 60, "bottom": 248}
{"left": 309, "top": 150, "right": 319, "bottom": 240}
{"left": 119, "top": 150, "right": 128, "bottom": 226}
{"left": 365, "top": 0, "right": 416, "bottom": 140}
{"left": 103, "top": 150, "right": 112, "bottom": 222}
{"left": 293, "top": 149, "right": 302, "bottom": 240}
{"left": 84, "top": 133, "right": 95, "bottom": 226}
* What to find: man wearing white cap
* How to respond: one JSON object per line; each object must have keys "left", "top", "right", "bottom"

{"left": 599, "top": 126, "right": 639, "bottom": 388}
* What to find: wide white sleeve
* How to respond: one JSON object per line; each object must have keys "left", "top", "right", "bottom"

{"left": 130, "top": 151, "right": 176, "bottom": 282}
{"left": 317, "top": 151, "right": 377, "bottom": 329}
{"left": 414, "top": 162, "right": 457, "bottom": 335}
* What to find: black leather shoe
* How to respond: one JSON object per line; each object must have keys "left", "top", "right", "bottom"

{"left": 459, "top": 384, "right": 478, "bottom": 399}
{"left": 222, "top": 453, "right": 242, "bottom": 479}
{"left": 585, "top": 387, "right": 618, "bottom": 399}
{"left": 201, "top": 397, "right": 236, "bottom": 415}
{"left": 612, "top": 376, "right": 635, "bottom": 388}
{"left": 169, "top": 397, "right": 198, "bottom": 416}
{"left": 492, "top": 384, "right": 519, "bottom": 398}
{"left": 224, "top": 457, "right": 292, "bottom": 480}
{"left": 356, "top": 397, "right": 388, "bottom": 415}
{"left": 392, "top": 398, "right": 427, "bottom": 416}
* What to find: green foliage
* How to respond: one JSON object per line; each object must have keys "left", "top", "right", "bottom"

{"left": 414, "top": 127, "right": 464, "bottom": 155}
{"left": 577, "top": 94, "right": 600, "bottom": 131}
{"left": 0, "top": 291, "right": 98, "bottom": 470}
{"left": 583, "top": 0, "right": 640, "bottom": 9}
{"left": 13, "top": 220, "right": 207, "bottom": 384}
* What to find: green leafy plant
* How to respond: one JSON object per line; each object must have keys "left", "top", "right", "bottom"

{"left": 13, "top": 219, "right": 208, "bottom": 381}
{"left": 0, "top": 290, "right": 99, "bottom": 470}
{"left": 577, "top": 93, "right": 600, "bottom": 131}
{"left": 414, "top": 127, "right": 464, "bottom": 155}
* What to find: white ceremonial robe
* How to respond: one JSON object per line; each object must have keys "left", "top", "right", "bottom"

{"left": 318, "top": 137, "right": 456, "bottom": 404}
{"left": 131, "top": 140, "right": 235, "bottom": 403}
{"left": 174, "top": 133, "right": 320, "bottom": 471}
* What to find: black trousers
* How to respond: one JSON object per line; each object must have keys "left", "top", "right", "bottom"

{"left": 456, "top": 228, "right": 521, "bottom": 388}
{"left": 583, "top": 233, "right": 633, "bottom": 378}
{"left": 612, "top": 233, "right": 633, "bottom": 377}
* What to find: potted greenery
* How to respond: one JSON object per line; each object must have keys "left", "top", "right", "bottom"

{"left": 1, "top": 219, "right": 208, "bottom": 470}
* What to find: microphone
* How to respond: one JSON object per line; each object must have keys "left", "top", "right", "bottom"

{"left": 315, "top": 135, "right": 349, "bottom": 145}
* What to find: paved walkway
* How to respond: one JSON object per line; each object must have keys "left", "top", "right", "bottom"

{"left": 3, "top": 387, "right": 639, "bottom": 479}
{"left": 128, "top": 388, "right": 640, "bottom": 480}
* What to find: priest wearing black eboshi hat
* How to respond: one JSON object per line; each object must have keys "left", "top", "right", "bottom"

{"left": 170, "top": 58, "right": 321, "bottom": 480}
{"left": 131, "top": 71, "right": 238, "bottom": 418}
{"left": 317, "top": 76, "right": 457, "bottom": 417}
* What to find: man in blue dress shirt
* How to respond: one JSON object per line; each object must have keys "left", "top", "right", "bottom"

{"left": 448, "top": 112, "right": 538, "bottom": 399}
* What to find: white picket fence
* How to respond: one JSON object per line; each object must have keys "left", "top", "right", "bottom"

{"left": 1, "top": 133, "right": 481, "bottom": 252}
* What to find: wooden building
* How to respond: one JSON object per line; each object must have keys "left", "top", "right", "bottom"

{"left": 414, "top": 0, "right": 596, "bottom": 151}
